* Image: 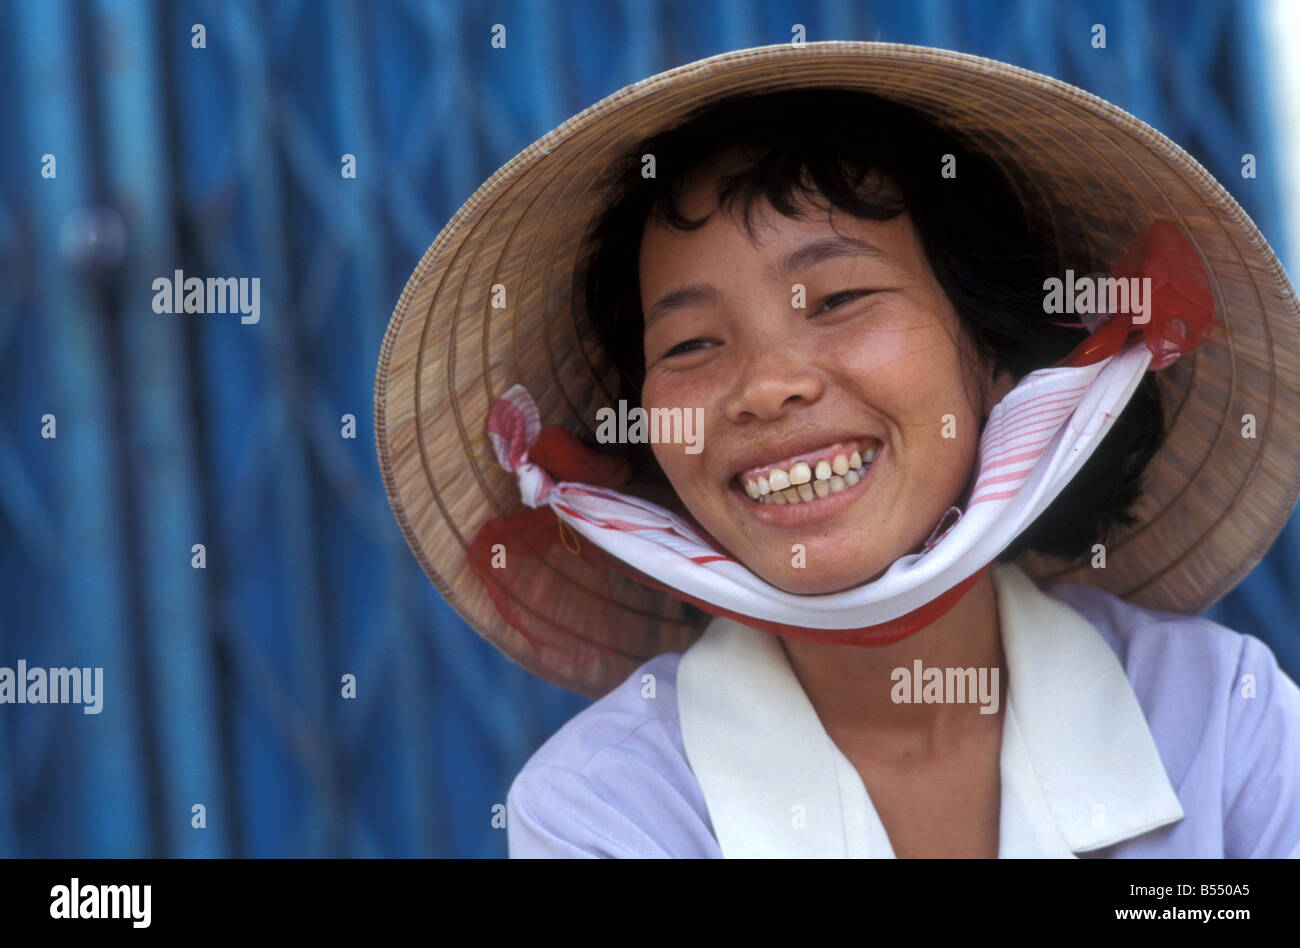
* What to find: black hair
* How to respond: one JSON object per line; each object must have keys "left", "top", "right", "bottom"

{"left": 574, "top": 88, "right": 1166, "bottom": 565}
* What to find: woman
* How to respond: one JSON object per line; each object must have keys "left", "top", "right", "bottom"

{"left": 374, "top": 44, "right": 1300, "bottom": 858}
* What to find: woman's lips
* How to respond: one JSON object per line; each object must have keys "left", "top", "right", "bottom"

{"left": 737, "top": 438, "right": 880, "bottom": 502}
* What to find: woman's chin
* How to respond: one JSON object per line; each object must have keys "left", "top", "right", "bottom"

{"left": 750, "top": 559, "right": 895, "bottom": 596}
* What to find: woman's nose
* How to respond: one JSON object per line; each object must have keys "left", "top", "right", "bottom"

{"left": 723, "top": 345, "right": 825, "bottom": 423}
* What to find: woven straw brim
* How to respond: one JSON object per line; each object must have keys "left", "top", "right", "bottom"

{"left": 375, "top": 42, "right": 1300, "bottom": 699}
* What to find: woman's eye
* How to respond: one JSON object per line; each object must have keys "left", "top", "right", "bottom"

{"left": 820, "top": 290, "right": 871, "bottom": 311}
{"left": 663, "top": 338, "right": 712, "bottom": 357}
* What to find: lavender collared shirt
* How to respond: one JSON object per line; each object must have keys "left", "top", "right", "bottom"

{"left": 506, "top": 576, "right": 1300, "bottom": 858}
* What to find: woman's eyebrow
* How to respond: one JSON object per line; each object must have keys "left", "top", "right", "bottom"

{"left": 644, "top": 235, "right": 890, "bottom": 330}
{"left": 644, "top": 283, "right": 721, "bottom": 330}
{"left": 769, "top": 235, "right": 890, "bottom": 281}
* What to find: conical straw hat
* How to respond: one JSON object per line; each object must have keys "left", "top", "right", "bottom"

{"left": 375, "top": 42, "right": 1300, "bottom": 698}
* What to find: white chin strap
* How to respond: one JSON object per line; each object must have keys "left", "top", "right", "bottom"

{"left": 488, "top": 340, "right": 1152, "bottom": 630}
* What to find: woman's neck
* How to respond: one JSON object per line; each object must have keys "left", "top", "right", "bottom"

{"left": 778, "top": 568, "right": 1007, "bottom": 761}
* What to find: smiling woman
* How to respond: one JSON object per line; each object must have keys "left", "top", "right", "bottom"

{"left": 374, "top": 44, "right": 1300, "bottom": 860}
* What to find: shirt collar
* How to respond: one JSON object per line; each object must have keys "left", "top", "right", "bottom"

{"left": 677, "top": 561, "right": 1184, "bottom": 857}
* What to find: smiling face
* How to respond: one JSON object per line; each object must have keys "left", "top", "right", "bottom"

{"left": 638, "top": 164, "right": 1012, "bottom": 594}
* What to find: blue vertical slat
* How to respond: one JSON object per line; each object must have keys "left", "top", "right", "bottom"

{"left": 89, "top": 0, "right": 228, "bottom": 857}
{"left": 231, "top": 0, "right": 335, "bottom": 854}
{"left": 329, "top": 0, "right": 438, "bottom": 857}
{"left": 13, "top": 0, "right": 150, "bottom": 856}
{"left": 621, "top": 0, "right": 665, "bottom": 82}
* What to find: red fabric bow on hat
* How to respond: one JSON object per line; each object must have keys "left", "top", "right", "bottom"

{"left": 1054, "top": 220, "right": 1220, "bottom": 369}
{"left": 466, "top": 421, "right": 635, "bottom": 654}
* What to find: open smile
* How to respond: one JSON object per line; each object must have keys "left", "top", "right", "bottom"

{"left": 729, "top": 439, "right": 883, "bottom": 524}
{"left": 736, "top": 438, "right": 879, "bottom": 504}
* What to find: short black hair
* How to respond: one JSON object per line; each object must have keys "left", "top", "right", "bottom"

{"left": 574, "top": 87, "right": 1166, "bottom": 565}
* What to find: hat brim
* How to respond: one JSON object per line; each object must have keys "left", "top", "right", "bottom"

{"left": 375, "top": 41, "right": 1300, "bottom": 698}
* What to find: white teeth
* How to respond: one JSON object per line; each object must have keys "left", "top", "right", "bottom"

{"left": 746, "top": 442, "right": 878, "bottom": 505}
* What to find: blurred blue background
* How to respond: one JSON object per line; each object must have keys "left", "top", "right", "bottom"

{"left": 1, "top": 0, "right": 1297, "bottom": 857}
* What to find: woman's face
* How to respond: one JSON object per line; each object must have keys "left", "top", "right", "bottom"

{"left": 638, "top": 172, "right": 1011, "bottom": 594}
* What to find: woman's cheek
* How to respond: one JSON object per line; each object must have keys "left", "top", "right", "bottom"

{"left": 649, "top": 438, "right": 689, "bottom": 485}
{"left": 643, "top": 379, "right": 698, "bottom": 481}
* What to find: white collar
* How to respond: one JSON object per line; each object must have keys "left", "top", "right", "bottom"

{"left": 677, "top": 562, "right": 1184, "bottom": 857}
